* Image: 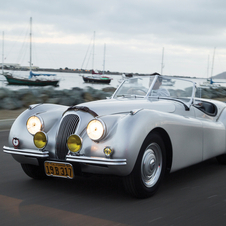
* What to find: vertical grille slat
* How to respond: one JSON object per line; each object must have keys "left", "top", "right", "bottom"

{"left": 56, "top": 114, "right": 79, "bottom": 159}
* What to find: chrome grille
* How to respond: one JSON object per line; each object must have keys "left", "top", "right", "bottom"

{"left": 56, "top": 114, "right": 79, "bottom": 159}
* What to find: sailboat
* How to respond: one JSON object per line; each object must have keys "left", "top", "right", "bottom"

{"left": 3, "top": 18, "right": 59, "bottom": 86}
{"left": 1, "top": 32, "right": 12, "bottom": 79}
{"left": 200, "top": 48, "right": 220, "bottom": 88}
{"left": 82, "top": 32, "right": 112, "bottom": 84}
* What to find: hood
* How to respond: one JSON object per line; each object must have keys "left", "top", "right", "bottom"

{"left": 77, "top": 98, "right": 175, "bottom": 116}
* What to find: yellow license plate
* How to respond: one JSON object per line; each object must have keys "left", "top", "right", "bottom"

{"left": 44, "top": 161, "right": 74, "bottom": 179}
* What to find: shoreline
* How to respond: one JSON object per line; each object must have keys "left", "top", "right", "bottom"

{"left": 2, "top": 68, "right": 206, "bottom": 79}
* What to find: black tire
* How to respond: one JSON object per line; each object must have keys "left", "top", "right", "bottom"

{"left": 21, "top": 163, "right": 47, "bottom": 180}
{"left": 123, "top": 132, "right": 166, "bottom": 198}
{"left": 216, "top": 154, "right": 226, "bottom": 165}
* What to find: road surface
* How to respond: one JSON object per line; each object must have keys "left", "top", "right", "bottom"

{"left": 1, "top": 130, "right": 226, "bottom": 225}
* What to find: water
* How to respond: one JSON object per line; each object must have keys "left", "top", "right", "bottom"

{"left": 0, "top": 70, "right": 124, "bottom": 91}
{"left": 0, "top": 70, "right": 226, "bottom": 91}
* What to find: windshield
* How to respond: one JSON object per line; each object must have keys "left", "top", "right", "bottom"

{"left": 112, "top": 75, "right": 195, "bottom": 107}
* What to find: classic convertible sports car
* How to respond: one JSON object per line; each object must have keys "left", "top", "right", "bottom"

{"left": 3, "top": 75, "right": 226, "bottom": 198}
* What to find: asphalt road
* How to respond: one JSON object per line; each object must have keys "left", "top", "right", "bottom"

{"left": 1, "top": 130, "right": 226, "bottom": 226}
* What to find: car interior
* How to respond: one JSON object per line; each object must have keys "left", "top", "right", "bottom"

{"left": 194, "top": 100, "right": 217, "bottom": 116}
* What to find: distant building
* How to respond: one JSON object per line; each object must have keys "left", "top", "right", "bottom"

{"left": 0, "top": 63, "right": 20, "bottom": 69}
{"left": 20, "top": 65, "right": 39, "bottom": 70}
{"left": 0, "top": 63, "right": 39, "bottom": 70}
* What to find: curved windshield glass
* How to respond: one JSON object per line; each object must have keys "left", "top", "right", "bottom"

{"left": 113, "top": 75, "right": 195, "bottom": 107}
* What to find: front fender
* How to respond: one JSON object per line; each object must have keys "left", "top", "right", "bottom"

{"left": 8, "top": 104, "right": 68, "bottom": 149}
{"left": 84, "top": 109, "right": 172, "bottom": 176}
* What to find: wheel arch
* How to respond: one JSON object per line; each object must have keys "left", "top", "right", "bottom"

{"left": 149, "top": 127, "right": 173, "bottom": 174}
{"left": 123, "top": 126, "right": 172, "bottom": 198}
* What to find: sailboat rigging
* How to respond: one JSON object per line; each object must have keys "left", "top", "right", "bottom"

{"left": 161, "top": 47, "right": 164, "bottom": 75}
{"left": 3, "top": 17, "right": 59, "bottom": 86}
{"left": 200, "top": 47, "right": 220, "bottom": 88}
{"left": 1, "top": 32, "right": 11, "bottom": 78}
{"left": 102, "top": 43, "right": 106, "bottom": 75}
{"left": 82, "top": 32, "right": 112, "bottom": 84}
{"left": 1, "top": 31, "right": 4, "bottom": 75}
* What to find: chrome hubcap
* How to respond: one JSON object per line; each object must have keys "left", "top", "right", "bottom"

{"left": 141, "top": 143, "right": 162, "bottom": 187}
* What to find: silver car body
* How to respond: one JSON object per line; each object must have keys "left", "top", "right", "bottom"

{"left": 3, "top": 75, "right": 226, "bottom": 178}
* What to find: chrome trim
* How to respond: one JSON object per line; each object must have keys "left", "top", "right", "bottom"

{"left": 26, "top": 115, "right": 44, "bottom": 135}
{"left": 146, "top": 75, "right": 158, "bottom": 97}
{"left": 3, "top": 146, "right": 49, "bottom": 158}
{"left": 66, "top": 155, "right": 127, "bottom": 166}
{"left": 87, "top": 118, "right": 106, "bottom": 142}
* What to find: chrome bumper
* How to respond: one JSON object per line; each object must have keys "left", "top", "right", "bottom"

{"left": 66, "top": 155, "right": 127, "bottom": 166}
{"left": 3, "top": 146, "right": 127, "bottom": 166}
{"left": 3, "top": 146, "right": 49, "bottom": 158}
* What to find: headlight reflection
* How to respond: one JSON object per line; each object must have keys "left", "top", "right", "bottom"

{"left": 87, "top": 119, "right": 105, "bottom": 141}
{"left": 27, "top": 116, "right": 43, "bottom": 135}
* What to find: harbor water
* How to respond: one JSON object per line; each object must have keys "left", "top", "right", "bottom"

{"left": 0, "top": 70, "right": 226, "bottom": 91}
{"left": 0, "top": 71, "right": 123, "bottom": 91}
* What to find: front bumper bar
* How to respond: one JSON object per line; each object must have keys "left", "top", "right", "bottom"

{"left": 66, "top": 155, "right": 127, "bottom": 166}
{"left": 3, "top": 146, "right": 49, "bottom": 158}
{"left": 3, "top": 146, "right": 127, "bottom": 166}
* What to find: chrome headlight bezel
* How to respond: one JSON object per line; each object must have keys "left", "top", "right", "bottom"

{"left": 26, "top": 115, "right": 43, "bottom": 135}
{"left": 86, "top": 119, "right": 106, "bottom": 141}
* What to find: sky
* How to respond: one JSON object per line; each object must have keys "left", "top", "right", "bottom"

{"left": 1, "top": 0, "right": 226, "bottom": 78}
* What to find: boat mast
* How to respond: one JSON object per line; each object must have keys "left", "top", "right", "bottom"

{"left": 92, "top": 31, "right": 95, "bottom": 71}
{"left": 102, "top": 43, "right": 106, "bottom": 75}
{"left": 2, "top": 31, "right": 4, "bottom": 75}
{"left": 210, "top": 47, "right": 216, "bottom": 79}
{"left": 161, "top": 47, "right": 164, "bottom": 75}
{"left": 207, "top": 55, "right": 209, "bottom": 79}
{"left": 29, "top": 17, "right": 32, "bottom": 72}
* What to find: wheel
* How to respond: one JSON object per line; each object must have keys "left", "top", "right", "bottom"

{"left": 216, "top": 154, "right": 226, "bottom": 165}
{"left": 123, "top": 132, "right": 166, "bottom": 198}
{"left": 21, "top": 163, "right": 47, "bottom": 180}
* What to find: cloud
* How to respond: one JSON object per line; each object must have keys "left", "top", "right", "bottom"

{"left": 1, "top": 0, "right": 226, "bottom": 77}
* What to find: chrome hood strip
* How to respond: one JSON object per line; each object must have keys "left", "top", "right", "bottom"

{"left": 3, "top": 146, "right": 49, "bottom": 158}
{"left": 66, "top": 155, "right": 127, "bottom": 166}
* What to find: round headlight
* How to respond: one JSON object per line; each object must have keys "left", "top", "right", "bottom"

{"left": 34, "top": 131, "right": 47, "bottom": 149}
{"left": 87, "top": 119, "right": 105, "bottom": 141}
{"left": 67, "top": 134, "right": 82, "bottom": 153}
{"left": 27, "top": 116, "right": 43, "bottom": 135}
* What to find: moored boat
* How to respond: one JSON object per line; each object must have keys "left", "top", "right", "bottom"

{"left": 81, "top": 34, "right": 112, "bottom": 84}
{"left": 82, "top": 74, "right": 112, "bottom": 84}
{"left": 3, "top": 18, "right": 59, "bottom": 87}
{"left": 4, "top": 72, "right": 59, "bottom": 86}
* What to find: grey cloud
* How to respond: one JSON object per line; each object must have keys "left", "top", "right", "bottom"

{"left": 1, "top": 0, "right": 226, "bottom": 77}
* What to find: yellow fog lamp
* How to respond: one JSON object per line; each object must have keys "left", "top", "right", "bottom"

{"left": 103, "top": 147, "right": 113, "bottom": 158}
{"left": 34, "top": 131, "right": 47, "bottom": 149}
{"left": 67, "top": 135, "right": 82, "bottom": 153}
